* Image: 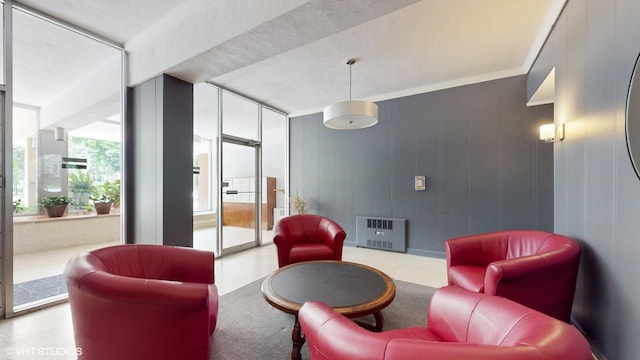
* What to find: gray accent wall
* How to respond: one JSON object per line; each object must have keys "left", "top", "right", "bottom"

{"left": 528, "top": 0, "right": 640, "bottom": 358}
{"left": 290, "top": 75, "right": 554, "bottom": 257}
{"left": 127, "top": 74, "right": 194, "bottom": 247}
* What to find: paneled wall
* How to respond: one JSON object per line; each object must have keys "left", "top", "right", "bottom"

{"left": 290, "top": 75, "right": 554, "bottom": 257}
{"left": 127, "top": 74, "right": 194, "bottom": 247}
{"left": 527, "top": 0, "right": 640, "bottom": 358}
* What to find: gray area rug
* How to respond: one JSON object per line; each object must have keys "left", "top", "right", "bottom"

{"left": 210, "top": 277, "right": 437, "bottom": 360}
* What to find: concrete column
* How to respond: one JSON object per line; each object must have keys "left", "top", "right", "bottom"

{"left": 126, "top": 74, "right": 194, "bottom": 247}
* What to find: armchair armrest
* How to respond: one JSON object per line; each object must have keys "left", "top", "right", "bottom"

{"left": 484, "top": 246, "right": 580, "bottom": 294}
{"left": 73, "top": 270, "right": 213, "bottom": 308}
{"left": 299, "top": 301, "right": 398, "bottom": 360}
{"left": 317, "top": 219, "right": 346, "bottom": 258}
{"left": 160, "top": 246, "right": 216, "bottom": 284}
{"left": 273, "top": 233, "right": 293, "bottom": 268}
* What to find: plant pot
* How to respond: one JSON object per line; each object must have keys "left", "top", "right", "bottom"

{"left": 94, "top": 201, "right": 113, "bottom": 215}
{"left": 45, "top": 204, "right": 67, "bottom": 218}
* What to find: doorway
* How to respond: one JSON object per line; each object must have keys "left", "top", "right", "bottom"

{"left": 193, "top": 85, "right": 287, "bottom": 257}
{"left": 220, "top": 136, "right": 261, "bottom": 254}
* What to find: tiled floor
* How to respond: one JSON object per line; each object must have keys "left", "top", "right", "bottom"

{"left": 0, "top": 244, "right": 447, "bottom": 359}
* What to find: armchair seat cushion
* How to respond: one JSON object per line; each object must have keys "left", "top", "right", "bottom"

{"left": 447, "top": 266, "right": 485, "bottom": 292}
{"left": 289, "top": 243, "right": 335, "bottom": 264}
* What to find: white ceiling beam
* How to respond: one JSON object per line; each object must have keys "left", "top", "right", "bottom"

{"left": 126, "top": 0, "right": 421, "bottom": 86}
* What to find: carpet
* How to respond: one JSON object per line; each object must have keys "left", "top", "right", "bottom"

{"left": 14, "top": 274, "right": 67, "bottom": 306}
{"left": 210, "top": 277, "right": 437, "bottom": 360}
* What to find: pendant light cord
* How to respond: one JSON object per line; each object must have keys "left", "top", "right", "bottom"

{"left": 349, "top": 62, "right": 352, "bottom": 101}
{"left": 347, "top": 58, "right": 356, "bottom": 101}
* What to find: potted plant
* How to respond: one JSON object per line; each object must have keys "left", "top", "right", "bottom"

{"left": 13, "top": 199, "right": 25, "bottom": 214}
{"left": 69, "top": 171, "right": 96, "bottom": 208}
{"left": 91, "top": 193, "right": 113, "bottom": 215}
{"left": 102, "top": 179, "right": 120, "bottom": 208}
{"left": 39, "top": 196, "right": 71, "bottom": 217}
{"left": 290, "top": 192, "right": 310, "bottom": 214}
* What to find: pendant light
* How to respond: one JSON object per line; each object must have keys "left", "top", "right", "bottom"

{"left": 323, "top": 59, "right": 378, "bottom": 130}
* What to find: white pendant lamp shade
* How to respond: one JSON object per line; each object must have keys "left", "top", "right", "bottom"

{"left": 323, "top": 58, "right": 378, "bottom": 130}
{"left": 323, "top": 100, "right": 378, "bottom": 129}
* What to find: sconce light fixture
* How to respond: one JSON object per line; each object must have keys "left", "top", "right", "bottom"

{"left": 539, "top": 123, "right": 564, "bottom": 143}
{"left": 55, "top": 127, "right": 65, "bottom": 141}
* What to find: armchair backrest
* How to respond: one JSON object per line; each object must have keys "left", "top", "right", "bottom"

{"left": 504, "top": 230, "right": 578, "bottom": 259}
{"left": 427, "top": 287, "right": 591, "bottom": 358}
{"left": 274, "top": 214, "right": 345, "bottom": 245}
{"left": 85, "top": 244, "right": 215, "bottom": 283}
{"left": 446, "top": 230, "right": 579, "bottom": 267}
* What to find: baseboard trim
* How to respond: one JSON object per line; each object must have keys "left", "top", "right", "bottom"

{"left": 571, "top": 318, "right": 607, "bottom": 360}
{"left": 347, "top": 242, "right": 447, "bottom": 259}
{"left": 407, "top": 248, "right": 446, "bottom": 259}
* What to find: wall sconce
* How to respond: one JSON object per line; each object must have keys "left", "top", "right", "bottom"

{"left": 55, "top": 127, "right": 65, "bottom": 141}
{"left": 539, "top": 123, "right": 564, "bottom": 143}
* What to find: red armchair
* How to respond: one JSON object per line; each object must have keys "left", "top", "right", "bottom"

{"left": 299, "top": 286, "right": 592, "bottom": 360}
{"left": 64, "top": 244, "right": 218, "bottom": 360}
{"left": 273, "top": 214, "right": 346, "bottom": 268}
{"left": 445, "top": 230, "right": 581, "bottom": 322}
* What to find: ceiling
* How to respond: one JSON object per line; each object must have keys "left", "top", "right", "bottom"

{"left": 13, "top": 0, "right": 564, "bottom": 126}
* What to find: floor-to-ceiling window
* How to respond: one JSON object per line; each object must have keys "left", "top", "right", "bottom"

{"left": 193, "top": 83, "right": 219, "bottom": 252}
{"left": 193, "top": 83, "right": 287, "bottom": 256}
{"left": 5, "top": 5, "right": 124, "bottom": 315}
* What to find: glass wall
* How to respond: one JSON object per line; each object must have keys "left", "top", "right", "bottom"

{"left": 193, "top": 83, "right": 219, "bottom": 252}
{"left": 12, "top": 105, "right": 38, "bottom": 214}
{"left": 10, "top": 7, "right": 123, "bottom": 312}
{"left": 261, "top": 107, "right": 287, "bottom": 243}
{"left": 193, "top": 84, "right": 287, "bottom": 256}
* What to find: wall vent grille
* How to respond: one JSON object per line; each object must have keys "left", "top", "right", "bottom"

{"left": 356, "top": 216, "right": 406, "bottom": 253}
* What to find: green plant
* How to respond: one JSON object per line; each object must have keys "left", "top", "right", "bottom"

{"left": 69, "top": 171, "right": 97, "bottom": 206}
{"left": 290, "top": 192, "right": 310, "bottom": 214}
{"left": 39, "top": 196, "right": 71, "bottom": 209}
{"left": 102, "top": 179, "right": 120, "bottom": 205}
{"left": 90, "top": 193, "right": 113, "bottom": 203}
{"left": 13, "top": 199, "right": 25, "bottom": 213}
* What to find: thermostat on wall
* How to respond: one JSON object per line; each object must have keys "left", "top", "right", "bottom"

{"left": 415, "top": 176, "right": 426, "bottom": 191}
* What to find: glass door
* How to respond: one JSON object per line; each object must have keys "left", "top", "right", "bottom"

{"left": 220, "top": 137, "right": 260, "bottom": 254}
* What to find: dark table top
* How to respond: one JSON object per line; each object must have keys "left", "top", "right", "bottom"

{"left": 262, "top": 260, "right": 396, "bottom": 317}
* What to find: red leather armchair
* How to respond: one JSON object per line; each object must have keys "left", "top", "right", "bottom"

{"left": 445, "top": 230, "right": 581, "bottom": 322}
{"left": 64, "top": 244, "right": 218, "bottom": 360}
{"left": 299, "top": 286, "right": 592, "bottom": 360}
{"left": 273, "top": 214, "right": 346, "bottom": 268}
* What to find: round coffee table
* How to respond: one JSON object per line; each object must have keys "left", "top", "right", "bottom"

{"left": 261, "top": 260, "right": 396, "bottom": 360}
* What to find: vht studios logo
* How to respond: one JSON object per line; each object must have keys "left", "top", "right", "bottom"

{"left": 4, "top": 347, "right": 83, "bottom": 357}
